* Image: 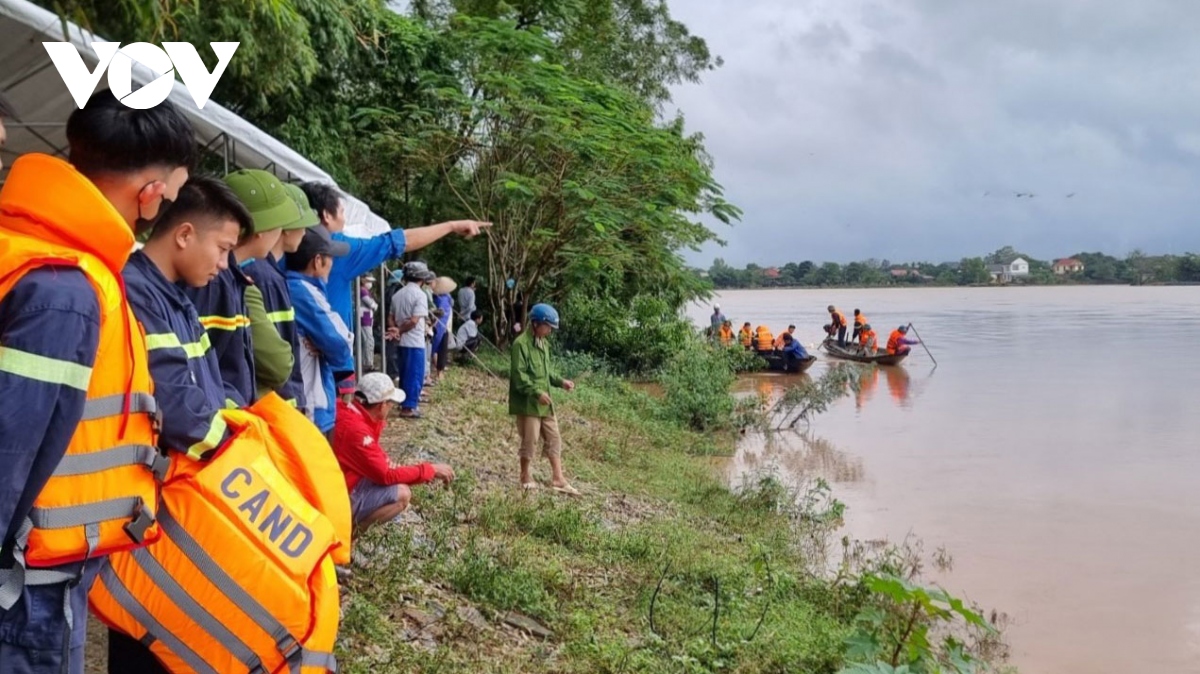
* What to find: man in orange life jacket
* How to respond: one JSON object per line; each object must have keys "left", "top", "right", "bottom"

{"left": 773, "top": 325, "right": 796, "bottom": 350}
{"left": 852, "top": 309, "right": 868, "bottom": 341}
{"left": 0, "top": 89, "right": 193, "bottom": 674}
{"left": 109, "top": 176, "right": 254, "bottom": 672}
{"left": 887, "top": 325, "right": 920, "bottom": 355}
{"left": 826, "top": 305, "right": 848, "bottom": 347}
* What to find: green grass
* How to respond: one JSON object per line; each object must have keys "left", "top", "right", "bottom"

{"left": 333, "top": 360, "right": 1008, "bottom": 674}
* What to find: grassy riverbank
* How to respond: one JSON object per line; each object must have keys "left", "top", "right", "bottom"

{"left": 332, "top": 356, "right": 1009, "bottom": 673}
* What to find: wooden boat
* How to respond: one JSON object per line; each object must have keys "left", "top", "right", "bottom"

{"left": 820, "top": 339, "right": 909, "bottom": 366}
{"left": 755, "top": 350, "right": 817, "bottom": 373}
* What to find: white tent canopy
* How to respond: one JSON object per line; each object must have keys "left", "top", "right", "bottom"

{"left": 0, "top": 0, "right": 390, "bottom": 238}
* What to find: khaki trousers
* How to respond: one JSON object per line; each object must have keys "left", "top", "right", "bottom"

{"left": 515, "top": 415, "right": 562, "bottom": 460}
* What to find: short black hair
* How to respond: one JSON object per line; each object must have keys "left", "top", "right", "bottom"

{"left": 788, "top": 324, "right": 796, "bottom": 329}
{"left": 66, "top": 89, "right": 195, "bottom": 178}
{"left": 470, "top": 310, "right": 483, "bottom": 321}
{"left": 150, "top": 175, "right": 253, "bottom": 241}
{"left": 464, "top": 276, "right": 477, "bottom": 287}
{"left": 0, "top": 91, "right": 16, "bottom": 119}
{"left": 299, "top": 181, "right": 342, "bottom": 221}
{"left": 782, "top": 333, "right": 794, "bottom": 343}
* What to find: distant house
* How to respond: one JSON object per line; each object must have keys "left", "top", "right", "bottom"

{"left": 987, "top": 257, "right": 1030, "bottom": 283}
{"left": 1052, "top": 258, "right": 1085, "bottom": 275}
{"left": 763, "top": 267, "right": 781, "bottom": 280}
{"left": 889, "top": 268, "right": 932, "bottom": 282}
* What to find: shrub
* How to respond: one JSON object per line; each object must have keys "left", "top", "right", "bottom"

{"left": 657, "top": 342, "right": 737, "bottom": 431}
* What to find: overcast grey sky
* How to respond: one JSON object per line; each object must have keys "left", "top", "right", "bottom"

{"left": 667, "top": 0, "right": 1200, "bottom": 266}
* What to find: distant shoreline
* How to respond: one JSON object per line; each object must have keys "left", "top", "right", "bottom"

{"left": 709, "top": 281, "right": 1200, "bottom": 291}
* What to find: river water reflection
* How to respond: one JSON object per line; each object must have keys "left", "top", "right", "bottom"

{"left": 690, "top": 286, "right": 1200, "bottom": 674}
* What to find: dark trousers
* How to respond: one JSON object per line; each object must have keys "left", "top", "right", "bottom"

{"left": 107, "top": 630, "right": 168, "bottom": 673}
{"left": 837, "top": 326, "right": 847, "bottom": 347}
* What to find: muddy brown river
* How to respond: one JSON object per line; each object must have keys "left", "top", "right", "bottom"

{"left": 690, "top": 286, "right": 1200, "bottom": 674}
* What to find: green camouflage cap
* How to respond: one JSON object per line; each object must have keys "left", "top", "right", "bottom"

{"left": 282, "top": 183, "right": 320, "bottom": 231}
{"left": 223, "top": 169, "right": 300, "bottom": 233}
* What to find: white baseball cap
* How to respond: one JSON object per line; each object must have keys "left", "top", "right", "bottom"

{"left": 357, "top": 372, "right": 405, "bottom": 404}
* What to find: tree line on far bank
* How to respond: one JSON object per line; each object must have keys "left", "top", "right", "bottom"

{"left": 703, "top": 245, "right": 1200, "bottom": 289}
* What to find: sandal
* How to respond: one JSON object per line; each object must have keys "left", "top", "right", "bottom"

{"left": 550, "top": 484, "right": 581, "bottom": 496}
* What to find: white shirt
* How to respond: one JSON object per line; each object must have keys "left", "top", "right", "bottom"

{"left": 391, "top": 282, "right": 429, "bottom": 349}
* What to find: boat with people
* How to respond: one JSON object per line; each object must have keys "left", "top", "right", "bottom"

{"left": 756, "top": 349, "right": 817, "bottom": 373}
{"left": 820, "top": 338, "right": 909, "bottom": 366}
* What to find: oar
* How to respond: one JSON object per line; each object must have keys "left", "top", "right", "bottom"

{"left": 906, "top": 322, "right": 937, "bottom": 368}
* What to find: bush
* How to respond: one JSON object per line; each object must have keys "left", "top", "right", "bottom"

{"left": 657, "top": 342, "right": 737, "bottom": 431}
{"left": 558, "top": 294, "right": 696, "bottom": 375}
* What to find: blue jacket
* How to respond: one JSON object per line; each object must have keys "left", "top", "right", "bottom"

{"left": 184, "top": 253, "right": 256, "bottom": 406}
{"left": 327, "top": 229, "right": 406, "bottom": 332}
{"left": 433, "top": 293, "right": 452, "bottom": 348}
{"left": 124, "top": 251, "right": 233, "bottom": 459}
{"left": 246, "top": 254, "right": 306, "bottom": 410}
{"left": 287, "top": 271, "right": 354, "bottom": 432}
{"left": 782, "top": 340, "right": 810, "bottom": 359}
{"left": 0, "top": 269, "right": 99, "bottom": 551}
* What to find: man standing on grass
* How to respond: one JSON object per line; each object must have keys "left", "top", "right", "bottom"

{"left": 509, "top": 303, "right": 578, "bottom": 495}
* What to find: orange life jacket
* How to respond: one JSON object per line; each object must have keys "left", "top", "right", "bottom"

{"left": 772, "top": 330, "right": 793, "bottom": 349}
{"left": 91, "top": 394, "right": 350, "bottom": 674}
{"left": 718, "top": 325, "right": 734, "bottom": 345}
{"left": 738, "top": 328, "right": 753, "bottom": 348}
{"left": 860, "top": 329, "right": 877, "bottom": 350}
{"left": 0, "top": 154, "right": 163, "bottom": 573}
{"left": 754, "top": 326, "right": 774, "bottom": 350}
{"left": 830, "top": 310, "right": 847, "bottom": 329}
{"left": 887, "top": 329, "right": 906, "bottom": 354}
{"left": 854, "top": 314, "right": 867, "bottom": 328}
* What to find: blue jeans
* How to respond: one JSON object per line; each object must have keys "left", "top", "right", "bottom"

{"left": 0, "top": 558, "right": 102, "bottom": 674}
{"left": 398, "top": 346, "right": 425, "bottom": 411}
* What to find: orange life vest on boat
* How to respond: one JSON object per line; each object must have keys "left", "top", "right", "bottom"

{"left": 887, "top": 329, "right": 906, "bottom": 354}
{"left": 718, "top": 324, "right": 734, "bottom": 345}
{"left": 830, "top": 310, "right": 847, "bottom": 329}
{"left": 738, "top": 327, "right": 753, "bottom": 348}
{"left": 859, "top": 328, "right": 877, "bottom": 351}
{"left": 854, "top": 313, "right": 867, "bottom": 328}
{"left": 754, "top": 326, "right": 774, "bottom": 350}
{"left": 0, "top": 154, "right": 163, "bottom": 573}
{"left": 90, "top": 393, "right": 351, "bottom": 674}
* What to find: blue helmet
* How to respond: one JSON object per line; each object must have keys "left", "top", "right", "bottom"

{"left": 529, "top": 303, "right": 560, "bottom": 329}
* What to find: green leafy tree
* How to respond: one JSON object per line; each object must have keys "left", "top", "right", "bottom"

{"left": 371, "top": 17, "right": 737, "bottom": 340}
{"left": 957, "top": 257, "right": 991, "bottom": 285}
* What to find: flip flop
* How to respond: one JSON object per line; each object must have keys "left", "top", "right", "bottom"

{"left": 550, "top": 484, "right": 581, "bottom": 496}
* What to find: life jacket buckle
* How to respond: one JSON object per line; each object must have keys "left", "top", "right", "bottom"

{"left": 149, "top": 452, "right": 171, "bottom": 482}
{"left": 151, "top": 408, "right": 164, "bottom": 435}
{"left": 123, "top": 501, "right": 154, "bottom": 545}
{"left": 279, "top": 636, "right": 303, "bottom": 666}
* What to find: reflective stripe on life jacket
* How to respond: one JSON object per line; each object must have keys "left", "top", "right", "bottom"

{"left": 198, "top": 314, "right": 252, "bottom": 331}
{"left": 92, "top": 398, "right": 348, "bottom": 673}
{"left": 0, "top": 236, "right": 163, "bottom": 571}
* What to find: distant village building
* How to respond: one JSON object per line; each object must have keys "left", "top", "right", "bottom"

{"left": 987, "top": 257, "right": 1030, "bottom": 283}
{"left": 763, "top": 267, "right": 781, "bottom": 280}
{"left": 1052, "top": 258, "right": 1085, "bottom": 275}
{"left": 889, "top": 267, "right": 932, "bottom": 281}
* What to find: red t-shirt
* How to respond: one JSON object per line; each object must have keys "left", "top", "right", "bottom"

{"left": 332, "top": 400, "right": 435, "bottom": 492}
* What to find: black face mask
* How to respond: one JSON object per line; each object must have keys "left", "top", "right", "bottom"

{"left": 135, "top": 196, "right": 174, "bottom": 238}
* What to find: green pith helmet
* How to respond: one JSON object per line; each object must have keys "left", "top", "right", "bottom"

{"left": 282, "top": 183, "right": 320, "bottom": 230}
{"left": 223, "top": 169, "right": 301, "bottom": 233}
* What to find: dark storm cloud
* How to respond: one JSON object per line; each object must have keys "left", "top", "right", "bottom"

{"left": 669, "top": 0, "right": 1200, "bottom": 266}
